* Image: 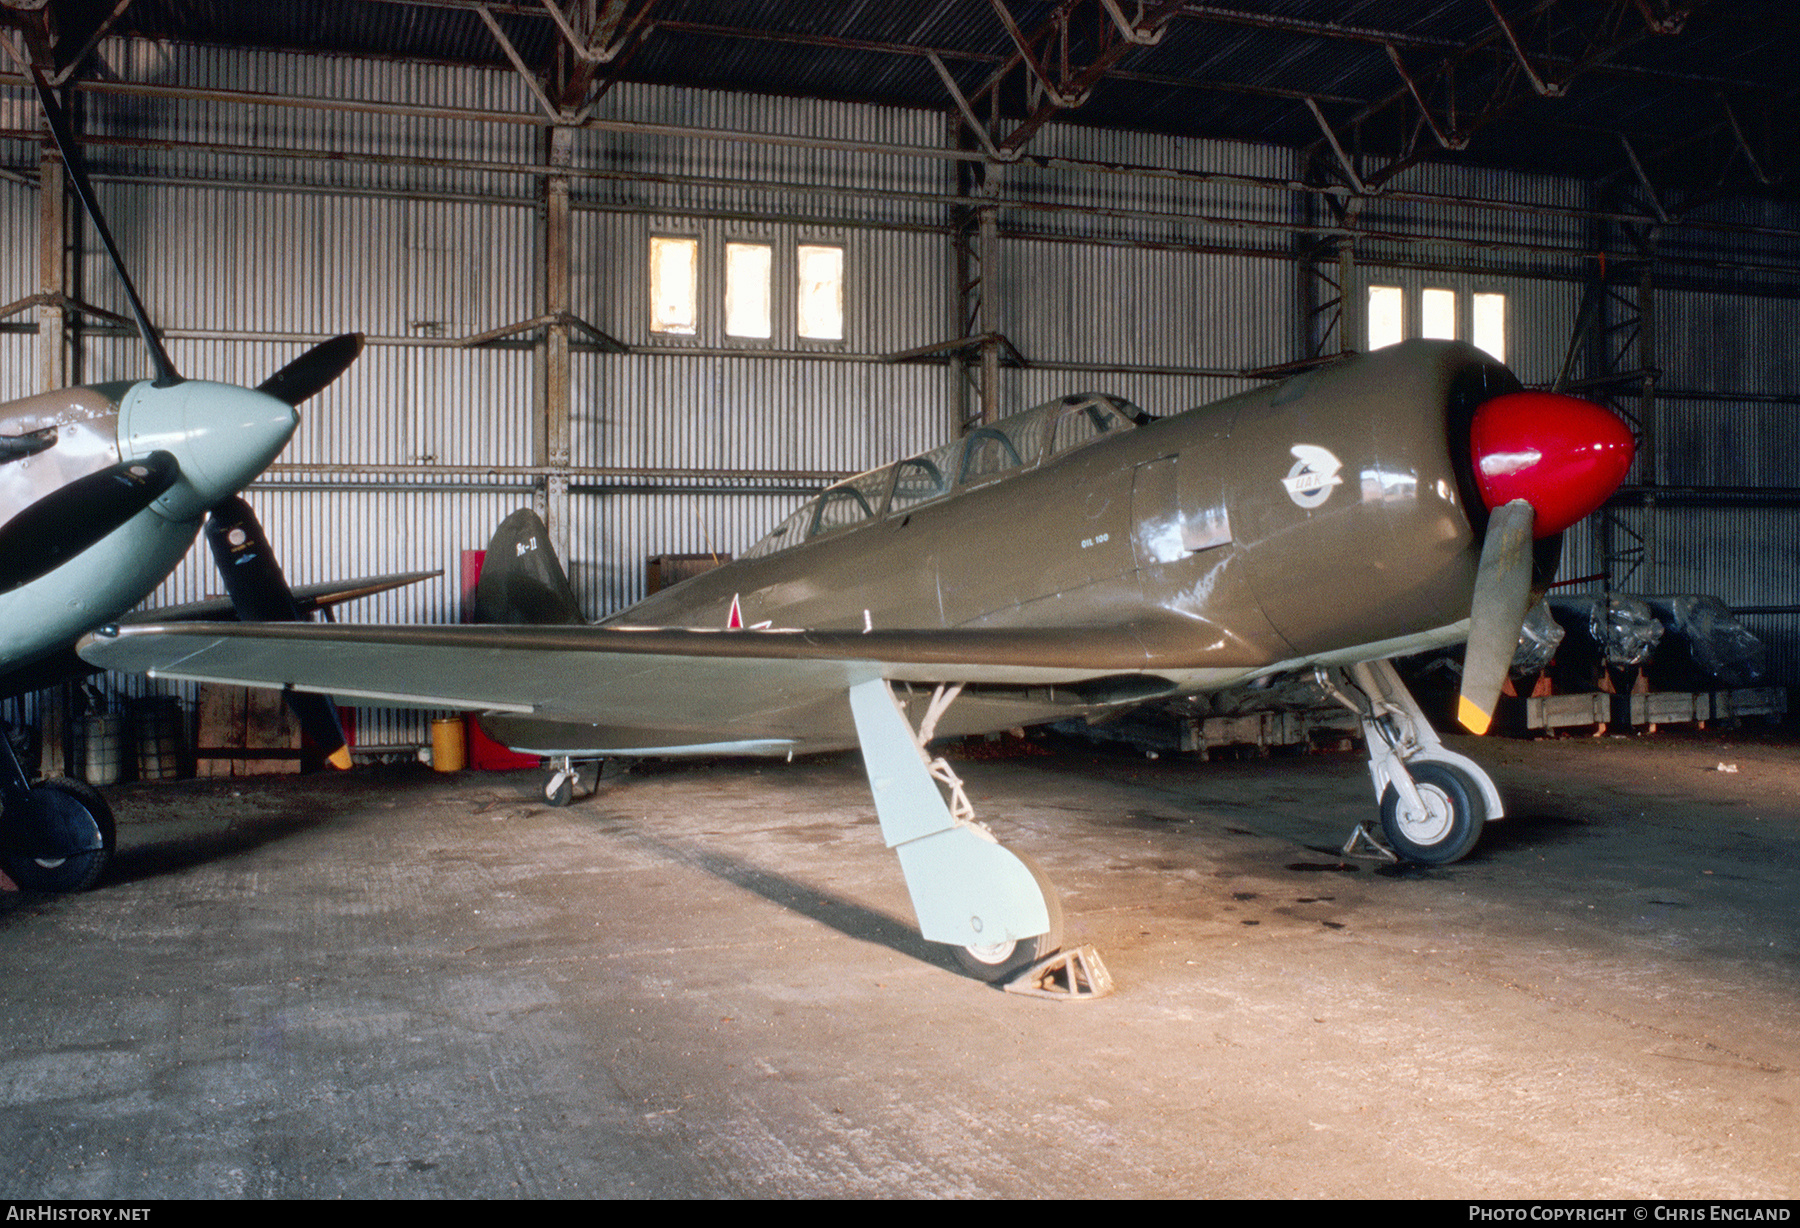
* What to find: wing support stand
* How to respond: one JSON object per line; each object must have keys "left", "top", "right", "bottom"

{"left": 847, "top": 678, "right": 1103, "bottom": 995}
{"left": 1317, "top": 660, "right": 1503, "bottom": 866}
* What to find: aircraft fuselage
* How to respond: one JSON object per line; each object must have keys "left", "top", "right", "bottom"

{"left": 483, "top": 341, "right": 1520, "bottom": 755}
{"left": 623, "top": 341, "right": 1507, "bottom": 668}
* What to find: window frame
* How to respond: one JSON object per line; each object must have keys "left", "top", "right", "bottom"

{"left": 795, "top": 241, "right": 847, "bottom": 345}
{"left": 647, "top": 233, "right": 700, "bottom": 337}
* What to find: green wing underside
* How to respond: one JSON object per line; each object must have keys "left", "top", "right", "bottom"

{"left": 78, "top": 621, "right": 1267, "bottom": 754}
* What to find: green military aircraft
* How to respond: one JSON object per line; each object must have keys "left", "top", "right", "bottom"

{"left": 80, "top": 335, "right": 1635, "bottom": 983}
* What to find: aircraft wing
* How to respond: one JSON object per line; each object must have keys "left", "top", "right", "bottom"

{"left": 77, "top": 619, "right": 1257, "bottom": 737}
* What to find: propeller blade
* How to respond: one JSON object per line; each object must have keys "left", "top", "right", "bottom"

{"left": 204, "top": 496, "right": 351, "bottom": 769}
{"left": 256, "top": 334, "right": 366, "bottom": 407}
{"left": 283, "top": 691, "right": 354, "bottom": 773}
{"left": 29, "top": 69, "right": 181, "bottom": 388}
{"left": 1458, "top": 499, "right": 1537, "bottom": 735}
{"left": 0, "top": 452, "right": 178, "bottom": 594}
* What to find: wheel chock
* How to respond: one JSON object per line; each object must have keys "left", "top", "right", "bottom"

{"left": 1340, "top": 822, "right": 1398, "bottom": 863}
{"left": 1002, "top": 943, "right": 1114, "bottom": 1000}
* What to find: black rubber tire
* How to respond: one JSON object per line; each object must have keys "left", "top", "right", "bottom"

{"left": 545, "top": 774, "right": 574, "bottom": 807}
{"left": 952, "top": 853, "right": 1065, "bottom": 983}
{"left": 1379, "top": 761, "right": 1486, "bottom": 865}
{"left": 2, "top": 777, "right": 115, "bottom": 893}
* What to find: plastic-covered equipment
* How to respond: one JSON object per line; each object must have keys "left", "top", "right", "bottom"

{"left": 1594, "top": 595, "right": 1664, "bottom": 668}
{"left": 1509, "top": 600, "right": 1565, "bottom": 680}
{"left": 1546, "top": 595, "right": 1663, "bottom": 692}
{"left": 1642, "top": 595, "right": 1769, "bottom": 690}
{"left": 1200, "top": 672, "right": 1337, "bottom": 716}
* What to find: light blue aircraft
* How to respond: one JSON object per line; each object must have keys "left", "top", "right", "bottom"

{"left": 0, "top": 68, "right": 365, "bottom": 891}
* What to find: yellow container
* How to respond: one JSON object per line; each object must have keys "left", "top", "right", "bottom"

{"left": 431, "top": 717, "right": 466, "bottom": 772}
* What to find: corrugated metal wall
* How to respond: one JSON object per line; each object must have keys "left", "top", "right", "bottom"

{"left": 5, "top": 38, "right": 1800, "bottom": 744}
{"left": 0, "top": 171, "right": 31, "bottom": 405}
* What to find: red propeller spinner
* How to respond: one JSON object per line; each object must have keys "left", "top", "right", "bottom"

{"left": 1469, "top": 391, "right": 1636, "bottom": 534}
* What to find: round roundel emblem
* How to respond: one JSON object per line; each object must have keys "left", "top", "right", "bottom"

{"left": 1280, "top": 444, "right": 1344, "bottom": 510}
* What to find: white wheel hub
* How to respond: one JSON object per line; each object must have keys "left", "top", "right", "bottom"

{"left": 1394, "top": 783, "right": 1455, "bottom": 845}
{"left": 963, "top": 939, "right": 1017, "bottom": 965}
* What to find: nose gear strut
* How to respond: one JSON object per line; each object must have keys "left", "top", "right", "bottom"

{"left": 1317, "top": 659, "right": 1503, "bottom": 866}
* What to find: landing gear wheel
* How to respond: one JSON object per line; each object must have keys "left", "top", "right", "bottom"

{"left": 2, "top": 777, "right": 115, "bottom": 893}
{"left": 1379, "top": 761, "right": 1485, "bottom": 865}
{"left": 545, "top": 773, "right": 574, "bottom": 807}
{"left": 953, "top": 854, "right": 1065, "bottom": 983}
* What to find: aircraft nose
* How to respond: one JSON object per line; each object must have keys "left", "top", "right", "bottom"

{"left": 119, "top": 380, "right": 300, "bottom": 520}
{"left": 1468, "top": 390, "right": 1635, "bottom": 536}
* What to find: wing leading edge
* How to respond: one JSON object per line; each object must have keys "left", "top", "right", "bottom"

{"left": 77, "top": 619, "right": 1265, "bottom": 752}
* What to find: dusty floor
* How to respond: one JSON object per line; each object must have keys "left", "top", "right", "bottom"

{"left": 1, "top": 725, "right": 1797, "bottom": 1198}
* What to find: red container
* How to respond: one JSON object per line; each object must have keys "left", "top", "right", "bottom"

{"left": 460, "top": 547, "right": 541, "bottom": 770}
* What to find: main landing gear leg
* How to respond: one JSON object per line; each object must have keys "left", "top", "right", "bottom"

{"left": 1317, "top": 660, "right": 1504, "bottom": 866}
{"left": 0, "top": 728, "right": 115, "bottom": 893}
{"left": 845, "top": 678, "right": 1109, "bottom": 996}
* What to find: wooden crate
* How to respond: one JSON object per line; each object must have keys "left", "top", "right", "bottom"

{"left": 195, "top": 684, "right": 302, "bottom": 776}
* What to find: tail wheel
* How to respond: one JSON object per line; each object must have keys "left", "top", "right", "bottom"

{"left": 2, "top": 777, "right": 116, "bottom": 893}
{"left": 1379, "top": 761, "right": 1486, "bottom": 865}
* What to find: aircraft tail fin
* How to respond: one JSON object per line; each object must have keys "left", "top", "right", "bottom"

{"left": 473, "top": 509, "right": 586, "bottom": 625}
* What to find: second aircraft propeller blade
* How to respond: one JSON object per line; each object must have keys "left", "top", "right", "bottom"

{"left": 205, "top": 496, "right": 352, "bottom": 769}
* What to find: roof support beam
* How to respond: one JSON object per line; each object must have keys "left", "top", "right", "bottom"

{"left": 986, "top": 0, "right": 1086, "bottom": 110}
{"left": 1304, "top": 97, "right": 1364, "bottom": 194}
{"left": 545, "top": 0, "right": 659, "bottom": 115}
{"left": 1617, "top": 135, "right": 1670, "bottom": 224}
{"left": 1383, "top": 44, "right": 1460, "bottom": 150}
{"left": 1717, "top": 93, "right": 1771, "bottom": 187}
{"left": 45, "top": 0, "right": 132, "bottom": 86}
{"left": 1306, "top": 0, "right": 1696, "bottom": 193}
{"left": 475, "top": 2, "right": 563, "bottom": 120}
{"left": 1483, "top": 0, "right": 1560, "bottom": 97}
{"left": 956, "top": 0, "right": 1185, "bottom": 157}
{"left": 926, "top": 51, "right": 1003, "bottom": 160}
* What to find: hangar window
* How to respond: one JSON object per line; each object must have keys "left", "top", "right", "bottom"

{"left": 649, "top": 236, "right": 699, "bottom": 335}
{"left": 1422, "top": 288, "right": 1457, "bottom": 340}
{"left": 1367, "top": 286, "right": 1404, "bottom": 350}
{"left": 797, "top": 244, "right": 845, "bottom": 340}
{"left": 725, "top": 242, "right": 773, "bottom": 339}
{"left": 1367, "top": 286, "right": 1508, "bottom": 364}
{"left": 1473, "top": 292, "right": 1507, "bottom": 364}
{"left": 648, "top": 235, "right": 845, "bottom": 344}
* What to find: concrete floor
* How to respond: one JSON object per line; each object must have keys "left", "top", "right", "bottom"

{"left": 1, "top": 725, "right": 1797, "bottom": 1198}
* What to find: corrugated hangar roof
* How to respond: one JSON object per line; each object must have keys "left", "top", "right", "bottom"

{"left": 6, "top": 1, "right": 1800, "bottom": 200}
